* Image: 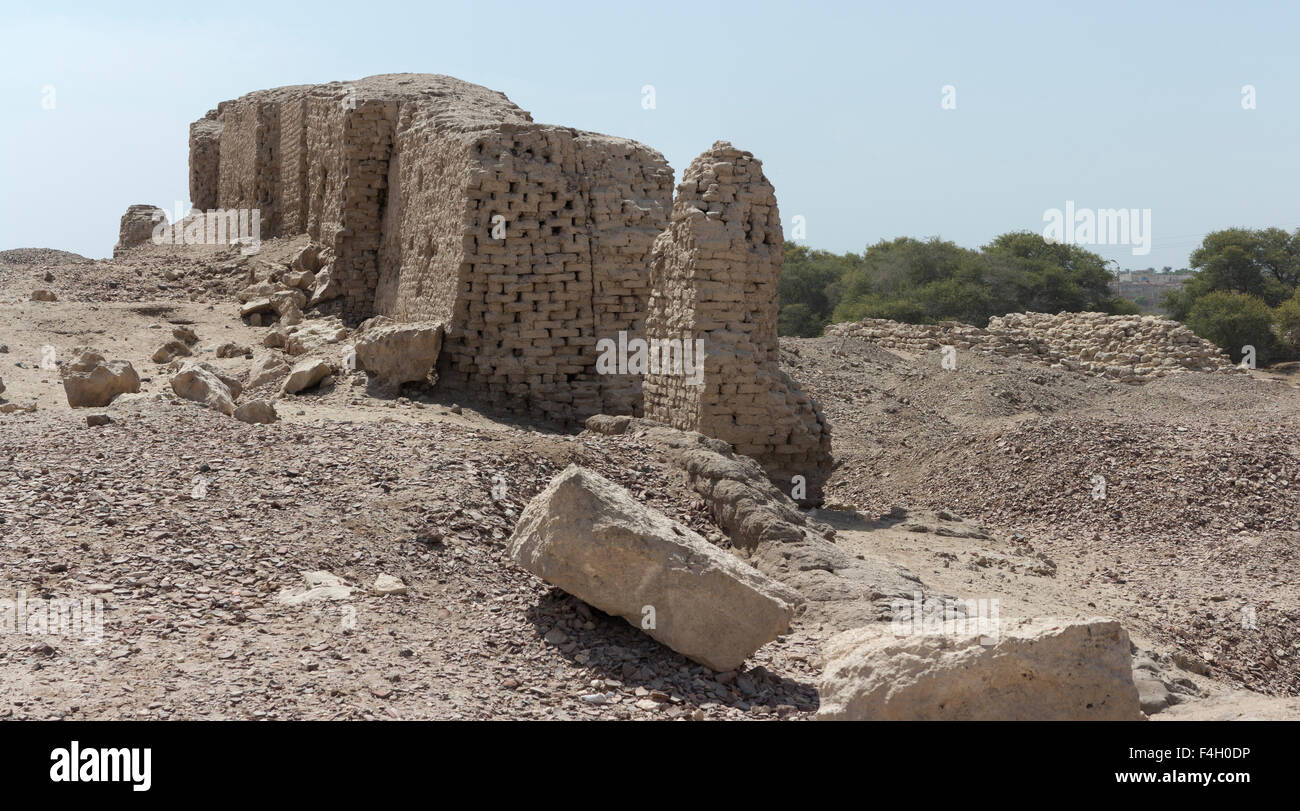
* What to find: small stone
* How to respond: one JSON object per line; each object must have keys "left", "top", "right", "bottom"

{"left": 373, "top": 574, "right": 407, "bottom": 596}
{"left": 543, "top": 628, "right": 568, "bottom": 646}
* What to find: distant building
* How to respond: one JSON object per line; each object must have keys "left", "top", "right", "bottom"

{"left": 1111, "top": 269, "right": 1194, "bottom": 312}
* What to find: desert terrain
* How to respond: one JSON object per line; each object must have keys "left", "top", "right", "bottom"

{"left": 2, "top": 239, "right": 1297, "bottom": 720}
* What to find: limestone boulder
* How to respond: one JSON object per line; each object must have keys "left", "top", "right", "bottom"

{"left": 216, "top": 342, "right": 252, "bottom": 359}
{"left": 60, "top": 349, "right": 141, "bottom": 408}
{"left": 309, "top": 266, "right": 341, "bottom": 305}
{"left": 816, "top": 617, "right": 1143, "bottom": 721}
{"left": 234, "top": 399, "right": 278, "bottom": 424}
{"left": 270, "top": 289, "right": 308, "bottom": 316}
{"left": 191, "top": 362, "right": 242, "bottom": 399}
{"left": 238, "top": 282, "right": 280, "bottom": 303}
{"left": 283, "top": 270, "right": 316, "bottom": 290}
{"left": 276, "top": 571, "right": 354, "bottom": 606}
{"left": 283, "top": 319, "right": 349, "bottom": 356}
{"left": 291, "top": 244, "right": 321, "bottom": 273}
{"left": 282, "top": 359, "right": 332, "bottom": 394}
{"left": 373, "top": 575, "right": 407, "bottom": 596}
{"left": 508, "top": 465, "right": 801, "bottom": 671}
{"left": 170, "top": 362, "right": 236, "bottom": 416}
{"left": 241, "top": 298, "right": 273, "bottom": 318}
{"left": 247, "top": 354, "right": 289, "bottom": 388}
{"left": 151, "top": 340, "right": 192, "bottom": 363}
{"left": 354, "top": 319, "right": 444, "bottom": 389}
{"left": 279, "top": 304, "right": 304, "bottom": 326}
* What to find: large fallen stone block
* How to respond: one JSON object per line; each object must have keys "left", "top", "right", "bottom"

{"left": 60, "top": 349, "right": 141, "bottom": 407}
{"left": 354, "top": 318, "right": 443, "bottom": 389}
{"left": 508, "top": 465, "right": 801, "bottom": 671}
{"left": 170, "top": 362, "right": 236, "bottom": 416}
{"left": 816, "top": 617, "right": 1143, "bottom": 721}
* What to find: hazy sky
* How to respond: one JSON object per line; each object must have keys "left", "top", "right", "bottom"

{"left": 3, "top": 1, "right": 1297, "bottom": 270}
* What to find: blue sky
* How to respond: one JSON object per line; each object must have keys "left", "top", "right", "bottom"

{"left": 2, "top": 0, "right": 1297, "bottom": 270}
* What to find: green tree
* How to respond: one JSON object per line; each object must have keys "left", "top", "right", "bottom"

{"left": 1180, "top": 228, "right": 1299, "bottom": 309}
{"left": 778, "top": 244, "right": 856, "bottom": 336}
{"left": 1185, "top": 291, "right": 1277, "bottom": 364}
{"left": 1273, "top": 289, "right": 1300, "bottom": 355}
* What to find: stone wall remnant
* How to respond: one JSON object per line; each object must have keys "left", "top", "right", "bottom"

{"left": 826, "top": 311, "right": 1239, "bottom": 381}
{"left": 641, "top": 142, "right": 831, "bottom": 504}
{"left": 114, "top": 205, "right": 165, "bottom": 256}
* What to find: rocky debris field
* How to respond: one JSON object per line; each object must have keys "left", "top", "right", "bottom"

{"left": 0, "top": 404, "right": 824, "bottom": 720}
{"left": 2, "top": 241, "right": 1298, "bottom": 719}
{"left": 785, "top": 332, "right": 1300, "bottom": 698}
{"left": 0, "top": 248, "right": 93, "bottom": 266}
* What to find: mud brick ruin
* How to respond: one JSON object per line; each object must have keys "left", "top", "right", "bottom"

{"left": 187, "top": 74, "right": 831, "bottom": 494}
{"left": 643, "top": 143, "right": 832, "bottom": 502}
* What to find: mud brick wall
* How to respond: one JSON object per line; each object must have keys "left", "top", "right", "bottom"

{"left": 444, "top": 126, "right": 600, "bottom": 422}
{"left": 643, "top": 141, "right": 831, "bottom": 504}
{"left": 580, "top": 134, "right": 676, "bottom": 416}
{"left": 330, "top": 98, "right": 395, "bottom": 321}
{"left": 188, "top": 75, "right": 673, "bottom": 424}
{"left": 375, "top": 115, "right": 468, "bottom": 324}
{"left": 215, "top": 99, "right": 281, "bottom": 237}
{"left": 825, "top": 312, "right": 1239, "bottom": 381}
{"left": 427, "top": 126, "right": 669, "bottom": 423}
{"left": 303, "top": 93, "right": 346, "bottom": 250}
{"left": 426, "top": 127, "right": 673, "bottom": 423}
{"left": 188, "top": 115, "right": 222, "bottom": 212}
{"left": 278, "top": 97, "right": 309, "bottom": 236}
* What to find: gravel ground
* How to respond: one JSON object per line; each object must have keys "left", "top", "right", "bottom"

{"left": 2, "top": 241, "right": 1297, "bottom": 718}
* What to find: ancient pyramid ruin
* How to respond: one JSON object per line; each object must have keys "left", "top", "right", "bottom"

{"left": 185, "top": 74, "right": 830, "bottom": 501}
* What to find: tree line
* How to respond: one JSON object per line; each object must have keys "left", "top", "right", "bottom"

{"left": 779, "top": 228, "right": 1300, "bottom": 365}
